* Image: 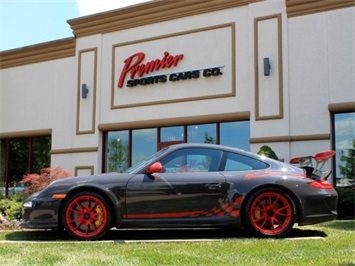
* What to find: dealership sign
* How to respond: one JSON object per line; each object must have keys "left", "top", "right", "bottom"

{"left": 117, "top": 51, "right": 223, "bottom": 88}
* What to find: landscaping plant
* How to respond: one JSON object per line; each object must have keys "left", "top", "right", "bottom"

{"left": 20, "top": 167, "right": 72, "bottom": 195}
{"left": 0, "top": 167, "right": 72, "bottom": 228}
{"left": 335, "top": 186, "right": 355, "bottom": 219}
{"left": 257, "top": 145, "right": 279, "bottom": 160}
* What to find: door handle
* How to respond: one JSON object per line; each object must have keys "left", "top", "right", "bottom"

{"left": 205, "top": 183, "right": 222, "bottom": 189}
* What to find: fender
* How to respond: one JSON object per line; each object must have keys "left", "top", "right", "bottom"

{"left": 63, "top": 183, "right": 124, "bottom": 226}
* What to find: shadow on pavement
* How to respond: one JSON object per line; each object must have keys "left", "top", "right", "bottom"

{"left": 5, "top": 227, "right": 327, "bottom": 242}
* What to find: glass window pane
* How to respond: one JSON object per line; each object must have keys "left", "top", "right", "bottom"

{"left": 334, "top": 112, "right": 355, "bottom": 186}
{"left": 160, "top": 126, "right": 184, "bottom": 142}
{"left": 106, "top": 131, "right": 129, "bottom": 173}
{"left": 220, "top": 121, "right": 250, "bottom": 151}
{"left": 161, "top": 148, "right": 222, "bottom": 173}
{"left": 132, "top": 128, "right": 157, "bottom": 166}
{"left": 223, "top": 152, "right": 268, "bottom": 171}
{"left": 0, "top": 136, "right": 51, "bottom": 195}
{"left": 0, "top": 140, "right": 6, "bottom": 194}
{"left": 9, "top": 139, "right": 29, "bottom": 187}
{"left": 32, "top": 136, "right": 51, "bottom": 173}
{"left": 187, "top": 124, "right": 216, "bottom": 144}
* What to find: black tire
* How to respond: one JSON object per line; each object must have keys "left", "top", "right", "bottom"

{"left": 244, "top": 188, "right": 296, "bottom": 237}
{"left": 62, "top": 192, "right": 112, "bottom": 241}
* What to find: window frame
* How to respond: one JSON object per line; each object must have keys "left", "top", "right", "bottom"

{"left": 0, "top": 135, "right": 51, "bottom": 197}
{"left": 103, "top": 120, "right": 251, "bottom": 173}
{"left": 220, "top": 151, "right": 270, "bottom": 172}
{"left": 331, "top": 110, "right": 355, "bottom": 187}
{"left": 160, "top": 148, "right": 223, "bottom": 173}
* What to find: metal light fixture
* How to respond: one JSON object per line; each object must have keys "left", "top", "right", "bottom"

{"left": 81, "top": 84, "right": 89, "bottom": 99}
{"left": 263, "top": 58, "right": 271, "bottom": 76}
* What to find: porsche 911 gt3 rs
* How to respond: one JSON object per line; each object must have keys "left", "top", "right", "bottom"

{"left": 22, "top": 143, "right": 338, "bottom": 240}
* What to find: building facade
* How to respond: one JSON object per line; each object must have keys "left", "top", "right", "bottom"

{"left": 1, "top": 0, "right": 354, "bottom": 194}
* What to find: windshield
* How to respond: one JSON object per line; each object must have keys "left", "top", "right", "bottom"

{"left": 126, "top": 146, "right": 171, "bottom": 174}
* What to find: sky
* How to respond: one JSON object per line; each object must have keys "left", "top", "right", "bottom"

{"left": 0, "top": 0, "right": 151, "bottom": 51}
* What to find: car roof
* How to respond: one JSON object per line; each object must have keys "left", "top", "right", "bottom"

{"left": 168, "top": 143, "right": 258, "bottom": 158}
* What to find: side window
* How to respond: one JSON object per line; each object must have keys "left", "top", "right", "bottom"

{"left": 223, "top": 152, "right": 269, "bottom": 171}
{"left": 161, "top": 148, "right": 222, "bottom": 173}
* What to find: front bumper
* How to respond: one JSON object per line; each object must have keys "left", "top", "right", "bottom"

{"left": 21, "top": 196, "right": 61, "bottom": 230}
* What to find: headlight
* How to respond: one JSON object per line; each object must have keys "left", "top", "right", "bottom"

{"left": 23, "top": 201, "right": 33, "bottom": 208}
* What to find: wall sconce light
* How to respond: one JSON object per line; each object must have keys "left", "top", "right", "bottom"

{"left": 81, "top": 84, "right": 89, "bottom": 99}
{"left": 263, "top": 57, "right": 271, "bottom": 76}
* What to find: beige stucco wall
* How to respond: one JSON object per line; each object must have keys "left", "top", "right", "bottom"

{"left": 0, "top": 0, "right": 354, "bottom": 175}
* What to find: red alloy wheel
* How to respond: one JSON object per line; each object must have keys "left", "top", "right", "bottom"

{"left": 246, "top": 189, "right": 296, "bottom": 237}
{"left": 63, "top": 192, "right": 111, "bottom": 240}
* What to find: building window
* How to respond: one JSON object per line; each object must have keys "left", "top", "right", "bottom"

{"left": 334, "top": 112, "right": 355, "bottom": 187}
{"left": 188, "top": 123, "right": 216, "bottom": 144}
{"left": 0, "top": 136, "right": 51, "bottom": 196}
{"left": 104, "top": 121, "right": 250, "bottom": 173}
{"left": 220, "top": 121, "right": 250, "bottom": 151}
{"left": 132, "top": 128, "right": 158, "bottom": 166}
{"left": 106, "top": 130, "right": 129, "bottom": 173}
{"left": 161, "top": 126, "right": 184, "bottom": 142}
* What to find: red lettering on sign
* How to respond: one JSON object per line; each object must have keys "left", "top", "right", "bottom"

{"left": 117, "top": 51, "right": 184, "bottom": 88}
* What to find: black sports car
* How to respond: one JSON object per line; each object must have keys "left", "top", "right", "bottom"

{"left": 22, "top": 143, "right": 338, "bottom": 240}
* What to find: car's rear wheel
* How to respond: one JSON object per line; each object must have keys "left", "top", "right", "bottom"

{"left": 62, "top": 192, "right": 111, "bottom": 240}
{"left": 244, "top": 188, "right": 296, "bottom": 237}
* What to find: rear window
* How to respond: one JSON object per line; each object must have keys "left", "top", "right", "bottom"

{"left": 223, "top": 152, "right": 269, "bottom": 171}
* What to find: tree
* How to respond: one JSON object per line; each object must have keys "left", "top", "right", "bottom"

{"left": 257, "top": 145, "right": 278, "bottom": 160}
{"left": 338, "top": 138, "right": 355, "bottom": 180}
{"left": 21, "top": 167, "right": 72, "bottom": 195}
{"left": 108, "top": 139, "right": 128, "bottom": 173}
{"left": 204, "top": 132, "right": 216, "bottom": 144}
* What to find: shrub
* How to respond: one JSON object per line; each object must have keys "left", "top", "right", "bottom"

{"left": 0, "top": 198, "right": 22, "bottom": 220}
{"left": 0, "top": 167, "right": 72, "bottom": 226}
{"left": 257, "top": 145, "right": 279, "bottom": 160}
{"left": 21, "top": 167, "right": 72, "bottom": 195}
{"left": 335, "top": 187, "right": 355, "bottom": 220}
{"left": 0, "top": 194, "right": 24, "bottom": 228}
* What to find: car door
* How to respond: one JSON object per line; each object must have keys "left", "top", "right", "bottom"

{"left": 125, "top": 148, "right": 227, "bottom": 219}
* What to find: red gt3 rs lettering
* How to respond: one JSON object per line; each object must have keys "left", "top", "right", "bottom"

{"left": 123, "top": 196, "right": 244, "bottom": 219}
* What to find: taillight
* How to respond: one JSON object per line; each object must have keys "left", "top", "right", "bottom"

{"left": 308, "top": 180, "right": 334, "bottom": 189}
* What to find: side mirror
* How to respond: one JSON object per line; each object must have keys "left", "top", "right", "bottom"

{"left": 146, "top": 162, "right": 163, "bottom": 174}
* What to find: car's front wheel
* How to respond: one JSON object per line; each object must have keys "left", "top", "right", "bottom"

{"left": 62, "top": 192, "right": 112, "bottom": 240}
{"left": 244, "top": 188, "right": 296, "bottom": 237}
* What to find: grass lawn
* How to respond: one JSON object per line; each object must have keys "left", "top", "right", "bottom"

{"left": 0, "top": 220, "right": 354, "bottom": 266}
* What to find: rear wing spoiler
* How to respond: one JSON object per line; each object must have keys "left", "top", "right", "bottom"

{"left": 290, "top": 150, "right": 335, "bottom": 180}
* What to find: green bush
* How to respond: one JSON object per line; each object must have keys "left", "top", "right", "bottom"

{"left": 0, "top": 167, "right": 72, "bottom": 224}
{"left": 0, "top": 196, "right": 23, "bottom": 220}
{"left": 257, "top": 145, "right": 279, "bottom": 160}
{"left": 335, "top": 187, "right": 354, "bottom": 220}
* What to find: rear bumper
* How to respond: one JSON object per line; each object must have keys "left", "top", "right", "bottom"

{"left": 298, "top": 192, "right": 338, "bottom": 225}
{"left": 298, "top": 211, "right": 337, "bottom": 226}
